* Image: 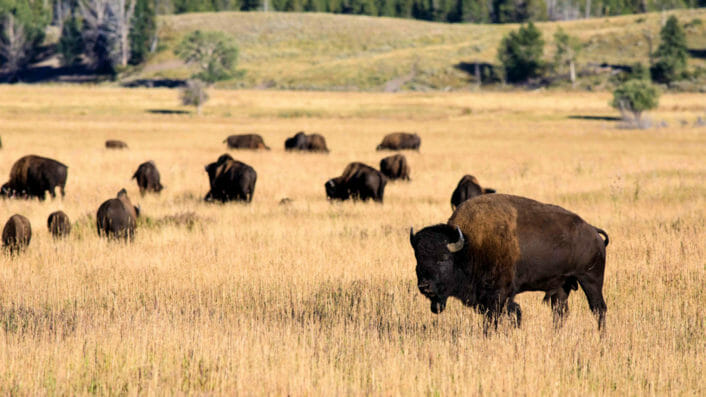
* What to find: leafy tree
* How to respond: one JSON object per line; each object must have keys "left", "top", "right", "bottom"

{"left": 175, "top": 30, "right": 239, "bottom": 84}
{"left": 651, "top": 15, "right": 688, "bottom": 84}
{"left": 0, "top": 0, "right": 50, "bottom": 79}
{"left": 497, "top": 22, "right": 544, "bottom": 84}
{"left": 57, "top": 14, "right": 83, "bottom": 66}
{"left": 129, "top": 0, "right": 156, "bottom": 65}
{"left": 181, "top": 78, "right": 209, "bottom": 115}
{"left": 611, "top": 79, "right": 660, "bottom": 124}
{"left": 553, "top": 27, "right": 581, "bottom": 87}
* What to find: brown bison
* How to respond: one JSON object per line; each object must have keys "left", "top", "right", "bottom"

{"left": 132, "top": 161, "right": 164, "bottom": 195}
{"left": 47, "top": 210, "right": 71, "bottom": 239}
{"left": 223, "top": 134, "right": 270, "bottom": 150}
{"left": 450, "top": 175, "right": 495, "bottom": 210}
{"left": 376, "top": 132, "right": 421, "bottom": 151}
{"left": 96, "top": 189, "right": 140, "bottom": 240}
{"left": 1, "top": 155, "right": 68, "bottom": 200}
{"left": 410, "top": 194, "right": 609, "bottom": 332}
{"left": 285, "top": 131, "right": 329, "bottom": 152}
{"left": 379, "top": 154, "right": 410, "bottom": 181}
{"left": 105, "top": 140, "right": 128, "bottom": 149}
{"left": 204, "top": 154, "right": 257, "bottom": 202}
{"left": 325, "top": 162, "right": 387, "bottom": 202}
{"left": 2, "top": 214, "right": 32, "bottom": 253}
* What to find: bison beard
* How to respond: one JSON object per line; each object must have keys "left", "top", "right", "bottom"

{"left": 410, "top": 194, "right": 609, "bottom": 333}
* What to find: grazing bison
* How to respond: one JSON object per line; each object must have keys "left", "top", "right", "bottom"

{"left": 96, "top": 189, "right": 140, "bottom": 240}
{"left": 1, "top": 155, "right": 68, "bottom": 200}
{"left": 132, "top": 161, "right": 164, "bottom": 195}
{"left": 2, "top": 214, "right": 32, "bottom": 253}
{"left": 325, "top": 162, "right": 387, "bottom": 202}
{"left": 410, "top": 194, "right": 609, "bottom": 332}
{"left": 285, "top": 131, "right": 329, "bottom": 152}
{"left": 450, "top": 175, "right": 495, "bottom": 210}
{"left": 204, "top": 154, "right": 257, "bottom": 202}
{"left": 47, "top": 210, "right": 71, "bottom": 239}
{"left": 223, "top": 134, "right": 270, "bottom": 150}
{"left": 376, "top": 132, "right": 421, "bottom": 151}
{"left": 379, "top": 154, "right": 410, "bottom": 181}
{"left": 105, "top": 140, "right": 128, "bottom": 149}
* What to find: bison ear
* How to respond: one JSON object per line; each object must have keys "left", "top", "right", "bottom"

{"left": 117, "top": 188, "right": 127, "bottom": 198}
{"left": 409, "top": 227, "right": 416, "bottom": 248}
{"left": 484, "top": 188, "right": 496, "bottom": 194}
{"left": 446, "top": 226, "right": 465, "bottom": 253}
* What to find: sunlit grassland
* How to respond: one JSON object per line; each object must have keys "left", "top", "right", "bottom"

{"left": 0, "top": 85, "right": 704, "bottom": 394}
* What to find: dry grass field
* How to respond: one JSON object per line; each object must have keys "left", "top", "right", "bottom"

{"left": 0, "top": 85, "right": 704, "bottom": 394}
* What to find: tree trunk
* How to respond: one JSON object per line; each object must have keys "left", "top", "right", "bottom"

{"left": 197, "top": 102, "right": 202, "bottom": 116}
{"left": 585, "top": 0, "right": 591, "bottom": 19}
{"left": 475, "top": 62, "right": 481, "bottom": 89}
{"left": 569, "top": 60, "right": 576, "bottom": 88}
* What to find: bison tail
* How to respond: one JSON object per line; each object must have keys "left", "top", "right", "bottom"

{"left": 595, "top": 227, "right": 609, "bottom": 247}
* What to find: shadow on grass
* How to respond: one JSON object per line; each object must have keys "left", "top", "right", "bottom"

{"left": 568, "top": 115, "right": 621, "bottom": 121}
{"left": 146, "top": 109, "right": 190, "bottom": 115}
{"left": 687, "top": 49, "right": 706, "bottom": 59}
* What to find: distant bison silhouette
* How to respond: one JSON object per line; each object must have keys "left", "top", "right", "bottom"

{"left": 285, "top": 131, "right": 329, "bottom": 152}
{"left": 325, "top": 162, "right": 387, "bottom": 202}
{"left": 204, "top": 154, "right": 257, "bottom": 203}
{"left": 450, "top": 175, "right": 495, "bottom": 210}
{"left": 96, "top": 189, "right": 140, "bottom": 240}
{"left": 224, "top": 134, "right": 270, "bottom": 150}
{"left": 47, "top": 210, "right": 71, "bottom": 239}
{"left": 3, "top": 214, "right": 32, "bottom": 253}
{"left": 379, "top": 154, "right": 410, "bottom": 181}
{"left": 105, "top": 140, "right": 128, "bottom": 149}
{"left": 132, "top": 161, "right": 163, "bottom": 195}
{"left": 376, "top": 132, "right": 420, "bottom": 151}
{"left": 1, "top": 155, "right": 68, "bottom": 200}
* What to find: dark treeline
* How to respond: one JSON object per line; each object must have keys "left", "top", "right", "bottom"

{"left": 157, "top": 0, "right": 705, "bottom": 23}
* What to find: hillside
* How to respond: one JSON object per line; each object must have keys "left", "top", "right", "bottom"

{"left": 131, "top": 10, "right": 706, "bottom": 91}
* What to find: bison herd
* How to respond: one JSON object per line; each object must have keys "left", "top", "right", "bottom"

{"left": 2, "top": 129, "right": 610, "bottom": 334}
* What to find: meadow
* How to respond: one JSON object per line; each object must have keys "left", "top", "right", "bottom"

{"left": 0, "top": 85, "right": 704, "bottom": 394}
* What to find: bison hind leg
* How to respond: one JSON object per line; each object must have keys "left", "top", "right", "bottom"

{"left": 506, "top": 297, "right": 522, "bottom": 328}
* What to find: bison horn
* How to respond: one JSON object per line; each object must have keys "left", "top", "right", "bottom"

{"left": 446, "top": 226, "right": 464, "bottom": 253}
{"left": 409, "top": 227, "right": 415, "bottom": 247}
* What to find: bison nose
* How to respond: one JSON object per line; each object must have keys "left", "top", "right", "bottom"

{"left": 418, "top": 283, "right": 431, "bottom": 293}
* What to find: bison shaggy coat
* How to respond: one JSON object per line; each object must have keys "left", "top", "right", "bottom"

{"left": 47, "top": 211, "right": 71, "bottom": 239}
{"left": 1, "top": 155, "right": 68, "bottom": 200}
{"left": 450, "top": 175, "right": 496, "bottom": 209}
{"left": 379, "top": 154, "right": 410, "bottom": 181}
{"left": 223, "top": 134, "right": 270, "bottom": 150}
{"left": 3, "top": 214, "right": 32, "bottom": 253}
{"left": 376, "top": 132, "right": 421, "bottom": 151}
{"left": 204, "top": 154, "right": 257, "bottom": 203}
{"left": 285, "top": 132, "right": 329, "bottom": 152}
{"left": 132, "top": 161, "right": 164, "bottom": 195}
{"left": 325, "top": 162, "right": 387, "bottom": 202}
{"left": 96, "top": 189, "right": 140, "bottom": 240}
{"left": 410, "top": 194, "right": 609, "bottom": 332}
{"left": 105, "top": 140, "right": 128, "bottom": 149}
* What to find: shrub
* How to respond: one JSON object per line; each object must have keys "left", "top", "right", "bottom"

{"left": 181, "top": 79, "right": 209, "bottom": 115}
{"left": 611, "top": 80, "right": 660, "bottom": 128}
{"left": 175, "top": 30, "right": 239, "bottom": 84}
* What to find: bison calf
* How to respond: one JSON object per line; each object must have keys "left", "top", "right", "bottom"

{"left": 3, "top": 214, "right": 32, "bottom": 253}
{"left": 325, "top": 162, "right": 387, "bottom": 202}
{"left": 47, "top": 211, "right": 71, "bottom": 239}
{"left": 450, "top": 175, "right": 495, "bottom": 210}
{"left": 223, "top": 134, "right": 270, "bottom": 150}
{"left": 132, "top": 161, "right": 164, "bottom": 195}
{"left": 376, "top": 132, "right": 421, "bottom": 151}
{"left": 96, "top": 189, "right": 140, "bottom": 240}
{"left": 410, "top": 194, "right": 609, "bottom": 332}
{"left": 379, "top": 154, "right": 410, "bottom": 181}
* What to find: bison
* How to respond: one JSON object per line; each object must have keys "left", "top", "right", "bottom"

{"left": 410, "top": 194, "right": 609, "bottom": 332}
{"left": 379, "top": 154, "right": 410, "bottom": 181}
{"left": 2, "top": 214, "right": 32, "bottom": 253}
{"left": 47, "top": 210, "right": 71, "bottom": 239}
{"left": 450, "top": 175, "right": 495, "bottom": 210}
{"left": 376, "top": 132, "right": 421, "bottom": 151}
{"left": 105, "top": 140, "right": 128, "bottom": 149}
{"left": 223, "top": 134, "right": 270, "bottom": 150}
{"left": 325, "top": 162, "right": 387, "bottom": 202}
{"left": 204, "top": 154, "right": 257, "bottom": 203}
{"left": 285, "top": 131, "right": 329, "bottom": 152}
{"left": 1, "top": 155, "right": 68, "bottom": 200}
{"left": 132, "top": 161, "right": 164, "bottom": 195}
{"left": 96, "top": 188, "right": 140, "bottom": 240}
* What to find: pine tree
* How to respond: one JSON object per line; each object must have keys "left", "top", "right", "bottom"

{"left": 650, "top": 15, "right": 688, "bottom": 84}
{"left": 129, "top": 0, "right": 156, "bottom": 65}
{"left": 57, "top": 14, "right": 83, "bottom": 66}
{"left": 497, "top": 22, "right": 545, "bottom": 83}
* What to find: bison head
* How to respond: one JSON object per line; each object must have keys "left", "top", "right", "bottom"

{"left": 325, "top": 178, "right": 349, "bottom": 200}
{"left": 409, "top": 224, "right": 465, "bottom": 314}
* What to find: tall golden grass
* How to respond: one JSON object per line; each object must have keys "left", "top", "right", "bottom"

{"left": 0, "top": 85, "right": 704, "bottom": 394}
